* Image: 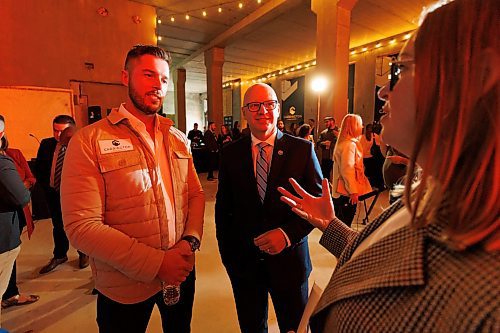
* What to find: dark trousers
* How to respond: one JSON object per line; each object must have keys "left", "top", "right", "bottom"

{"left": 45, "top": 188, "right": 69, "bottom": 258}
{"left": 96, "top": 270, "right": 195, "bottom": 333}
{"left": 320, "top": 159, "right": 333, "bottom": 180}
{"left": 228, "top": 263, "right": 308, "bottom": 333}
{"left": 207, "top": 151, "right": 218, "bottom": 179}
{"left": 333, "top": 195, "right": 357, "bottom": 227}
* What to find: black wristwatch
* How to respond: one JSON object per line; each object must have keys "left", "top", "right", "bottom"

{"left": 182, "top": 235, "right": 200, "bottom": 252}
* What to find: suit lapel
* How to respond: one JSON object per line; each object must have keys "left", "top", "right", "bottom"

{"left": 264, "top": 131, "right": 286, "bottom": 205}
{"left": 314, "top": 200, "right": 426, "bottom": 314}
{"left": 238, "top": 136, "right": 261, "bottom": 205}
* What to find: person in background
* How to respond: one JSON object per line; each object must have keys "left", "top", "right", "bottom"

{"left": 316, "top": 116, "right": 339, "bottom": 179}
{"left": 288, "top": 122, "right": 298, "bottom": 136}
{"left": 204, "top": 121, "right": 219, "bottom": 181}
{"left": 0, "top": 119, "right": 31, "bottom": 326}
{"left": 187, "top": 123, "right": 203, "bottom": 148}
{"left": 359, "top": 123, "right": 386, "bottom": 189}
{"left": 279, "top": 0, "right": 499, "bottom": 331}
{"left": 35, "top": 115, "right": 88, "bottom": 274}
{"left": 297, "top": 123, "right": 313, "bottom": 142}
{"left": 216, "top": 83, "right": 322, "bottom": 333}
{"left": 61, "top": 45, "right": 205, "bottom": 333}
{"left": 217, "top": 124, "right": 232, "bottom": 148}
{"left": 277, "top": 119, "right": 286, "bottom": 133}
{"left": 307, "top": 118, "right": 316, "bottom": 140}
{"left": 330, "top": 114, "right": 372, "bottom": 227}
{"left": 232, "top": 121, "right": 241, "bottom": 140}
{"left": 0, "top": 115, "right": 39, "bottom": 309}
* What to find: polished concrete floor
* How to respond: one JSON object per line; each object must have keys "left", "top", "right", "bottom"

{"left": 2, "top": 175, "right": 389, "bottom": 333}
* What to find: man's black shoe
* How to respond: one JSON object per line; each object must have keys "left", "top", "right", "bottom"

{"left": 39, "top": 256, "right": 68, "bottom": 274}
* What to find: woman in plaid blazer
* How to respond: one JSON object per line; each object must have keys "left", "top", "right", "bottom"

{"left": 279, "top": 0, "right": 499, "bottom": 331}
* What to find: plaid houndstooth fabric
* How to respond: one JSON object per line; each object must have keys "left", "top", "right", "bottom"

{"left": 312, "top": 200, "right": 499, "bottom": 332}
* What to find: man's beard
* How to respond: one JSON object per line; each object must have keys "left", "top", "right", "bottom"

{"left": 129, "top": 83, "right": 163, "bottom": 115}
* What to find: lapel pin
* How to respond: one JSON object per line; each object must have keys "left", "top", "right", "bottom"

{"left": 278, "top": 150, "right": 283, "bottom": 156}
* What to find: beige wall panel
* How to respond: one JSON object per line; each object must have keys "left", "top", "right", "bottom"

{"left": 0, "top": 86, "right": 74, "bottom": 159}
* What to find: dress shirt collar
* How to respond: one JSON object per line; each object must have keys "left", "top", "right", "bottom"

{"left": 251, "top": 129, "right": 277, "bottom": 149}
{"left": 118, "top": 103, "right": 160, "bottom": 132}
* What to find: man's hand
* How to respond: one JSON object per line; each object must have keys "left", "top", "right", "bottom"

{"left": 254, "top": 229, "right": 287, "bottom": 255}
{"left": 172, "top": 240, "right": 195, "bottom": 265}
{"left": 157, "top": 245, "right": 194, "bottom": 285}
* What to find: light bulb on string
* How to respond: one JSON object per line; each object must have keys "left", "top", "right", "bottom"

{"left": 157, "top": 18, "right": 162, "bottom": 24}
{"left": 202, "top": 10, "right": 207, "bottom": 17}
{"left": 185, "top": 14, "right": 190, "bottom": 20}
{"left": 170, "top": 16, "right": 175, "bottom": 22}
{"left": 218, "top": 7, "right": 222, "bottom": 13}
{"left": 238, "top": 3, "right": 243, "bottom": 9}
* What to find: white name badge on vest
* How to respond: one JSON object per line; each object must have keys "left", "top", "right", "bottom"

{"left": 98, "top": 139, "right": 134, "bottom": 154}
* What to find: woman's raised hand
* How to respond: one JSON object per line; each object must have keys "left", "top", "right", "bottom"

{"left": 278, "top": 178, "right": 336, "bottom": 231}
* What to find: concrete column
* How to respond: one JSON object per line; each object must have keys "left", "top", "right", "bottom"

{"left": 174, "top": 68, "right": 187, "bottom": 133}
{"left": 204, "top": 47, "right": 224, "bottom": 127}
{"left": 312, "top": 0, "right": 357, "bottom": 124}
{"left": 353, "top": 53, "right": 376, "bottom": 124}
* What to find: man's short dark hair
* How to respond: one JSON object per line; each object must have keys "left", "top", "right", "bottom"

{"left": 208, "top": 121, "right": 215, "bottom": 127}
{"left": 53, "top": 115, "right": 76, "bottom": 126}
{"left": 124, "top": 45, "right": 171, "bottom": 70}
{"left": 194, "top": 123, "right": 198, "bottom": 127}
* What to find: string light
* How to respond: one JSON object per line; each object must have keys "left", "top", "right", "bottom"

{"left": 404, "top": 33, "right": 412, "bottom": 40}
{"left": 218, "top": 7, "right": 222, "bottom": 13}
{"left": 257, "top": 0, "right": 262, "bottom": 3}
{"left": 238, "top": 3, "right": 243, "bottom": 9}
{"left": 185, "top": 14, "right": 190, "bottom": 20}
{"left": 170, "top": 16, "right": 175, "bottom": 22}
{"left": 157, "top": 36, "right": 162, "bottom": 41}
{"left": 222, "top": 30, "right": 414, "bottom": 88}
{"left": 202, "top": 10, "right": 207, "bottom": 17}
{"left": 157, "top": 18, "right": 162, "bottom": 24}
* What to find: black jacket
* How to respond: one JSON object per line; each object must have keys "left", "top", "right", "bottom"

{"left": 35, "top": 137, "right": 57, "bottom": 188}
{"left": 0, "top": 154, "right": 30, "bottom": 253}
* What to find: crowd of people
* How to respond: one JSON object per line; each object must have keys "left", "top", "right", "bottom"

{"left": 0, "top": 0, "right": 498, "bottom": 332}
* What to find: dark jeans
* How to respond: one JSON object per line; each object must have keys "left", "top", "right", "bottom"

{"left": 96, "top": 270, "right": 195, "bottom": 333}
{"left": 320, "top": 159, "right": 333, "bottom": 180}
{"left": 46, "top": 188, "right": 69, "bottom": 258}
{"left": 229, "top": 263, "right": 308, "bottom": 333}
{"left": 333, "top": 195, "right": 357, "bottom": 227}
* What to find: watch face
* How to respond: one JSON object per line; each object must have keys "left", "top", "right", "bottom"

{"left": 183, "top": 236, "right": 200, "bottom": 252}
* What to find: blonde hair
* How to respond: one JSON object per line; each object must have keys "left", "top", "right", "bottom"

{"left": 337, "top": 114, "right": 363, "bottom": 141}
{"left": 406, "top": 0, "right": 499, "bottom": 250}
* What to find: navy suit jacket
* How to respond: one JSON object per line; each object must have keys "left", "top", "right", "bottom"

{"left": 215, "top": 131, "right": 322, "bottom": 285}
